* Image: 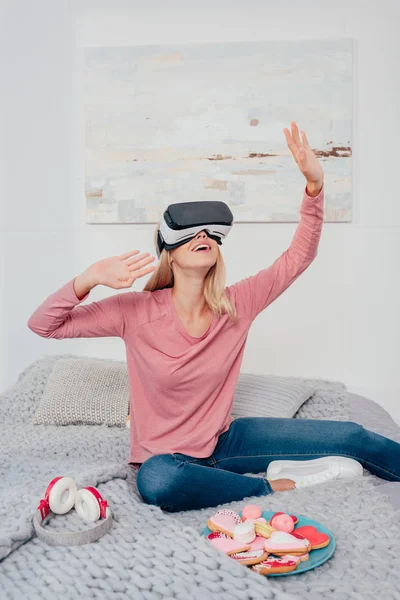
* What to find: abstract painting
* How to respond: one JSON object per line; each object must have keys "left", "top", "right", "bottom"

{"left": 84, "top": 38, "right": 353, "bottom": 223}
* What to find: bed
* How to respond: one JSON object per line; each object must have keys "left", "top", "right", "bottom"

{"left": 0, "top": 354, "right": 399, "bottom": 599}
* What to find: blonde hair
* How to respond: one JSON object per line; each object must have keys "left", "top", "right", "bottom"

{"left": 142, "top": 224, "right": 237, "bottom": 322}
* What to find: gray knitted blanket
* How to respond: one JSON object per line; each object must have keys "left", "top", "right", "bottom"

{"left": 1, "top": 354, "right": 399, "bottom": 600}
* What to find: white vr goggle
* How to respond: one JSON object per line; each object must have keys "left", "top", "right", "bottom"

{"left": 156, "top": 200, "right": 234, "bottom": 258}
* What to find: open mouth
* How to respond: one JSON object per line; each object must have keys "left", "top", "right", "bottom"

{"left": 192, "top": 244, "right": 211, "bottom": 252}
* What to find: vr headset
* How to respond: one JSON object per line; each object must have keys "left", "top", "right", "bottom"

{"left": 156, "top": 200, "right": 234, "bottom": 258}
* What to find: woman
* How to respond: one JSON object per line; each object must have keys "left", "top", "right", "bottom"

{"left": 28, "top": 122, "right": 400, "bottom": 512}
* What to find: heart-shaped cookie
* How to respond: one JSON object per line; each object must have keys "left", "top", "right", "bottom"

{"left": 207, "top": 509, "right": 242, "bottom": 537}
{"left": 246, "top": 517, "right": 267, "bottom": 525}
{"left": 207, "top": 531, "right": 250, "bottom": 555}
{"left": 280, "top": 553, "right": 309, "bottom": 564}
{"left": 230, "top": 549, "right": 269, "bottom": 566}
{"left": 249, "top": 534, "right": 271, "bottom": 551}
{"left": 293, "top": 525, "right": 330, "bottom": 550}
{"left": 263, "top": 531, "right": 311, "bottom": 555}
{"left": 252, "top": 556, "right": 299, "bottom": 575}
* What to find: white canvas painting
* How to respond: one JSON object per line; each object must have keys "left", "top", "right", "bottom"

{"left": 84, "top": 39, "right": 353, "bottom": 223}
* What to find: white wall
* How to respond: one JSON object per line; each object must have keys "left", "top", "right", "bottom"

{"left": 1, "top": 0, "right": 399, "bottom": 425}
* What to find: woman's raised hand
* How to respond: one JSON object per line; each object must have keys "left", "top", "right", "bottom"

{"left": 87, "top": 250, "right": 157, "bottom": 290}
{"left": 283, "top": 121, "right": 324, "bottom": 185}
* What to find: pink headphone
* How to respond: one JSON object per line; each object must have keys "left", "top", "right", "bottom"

{"left": 33, "top": 476, "right": 113, "bottom": 546}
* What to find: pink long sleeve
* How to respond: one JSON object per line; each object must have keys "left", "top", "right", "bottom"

{"left": 27, "top": 183, "right": 325, "bottom": 465}
{"left": 228, "top": 182, "right": 324, "bottom": 321}
{"left": 27, "top": 278, "right": 127, "bottom": 339}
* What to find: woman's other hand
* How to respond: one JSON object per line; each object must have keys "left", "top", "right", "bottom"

{"left": 85, "top": 250, "right": 157, "bottom": 290}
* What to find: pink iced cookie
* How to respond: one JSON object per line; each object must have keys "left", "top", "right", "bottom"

{"left": 270, "top": 512, "right": 295, "bottom": 533}
{"left": 281, "top": 553, "right": 310, "bottom": 563}
{"left": 207, "top": 509, "right": 242, "bottom": 537}
{"left": 207, "top": 531, "right": 250, "bottom": 555}
{"left": 249, "top": 535, "right": 270, "bottom": 552}
{"left": 229, "top": 549, "right": 268, "bottom": 566}
{"left": 242, "top": 504, "right": 262, "bottom": 521}
{"left": 263, "top": 531, "right": 311, "bottom": 555}
{"left": 246, "top": 517, "right": 267, "bottom": 525}
{"left": 252, "top": 556, "right": 299, "bottom": 575}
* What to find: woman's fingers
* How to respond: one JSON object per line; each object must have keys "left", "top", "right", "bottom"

{"left": 119, "top": 249, "right": 140, "bottom": 260}
{"left": 119, "top": 249, "right": 158, "bottom": 284}
{"left": 131, "top": 265, "right": 157, "bottom": 280}
{"left": 284, "top": 122, "right": 312, "bottom": 165}
{"left": 283, "top": 128, "right": 298, "bottom": 156}
{"left": 124, "top": 252, "right": 154, "bottom": 266}
{"left": 291, "top": 121, "right": 301, "bottom": 146}
{"left": 301, "top": 130, "right": 311, "bottom": 149}
{"left": 128, "top": 255, "right": 155, "bottom": 271}
{"left": 119, "top": 250, "right": 157, "bottom": 266}
{"left": 120, "top": 263, "right": 156, "bottom": 286}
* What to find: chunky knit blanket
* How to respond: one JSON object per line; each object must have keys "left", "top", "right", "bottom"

{"left": 0, "top": 354, "right": 399, "bottom": 600}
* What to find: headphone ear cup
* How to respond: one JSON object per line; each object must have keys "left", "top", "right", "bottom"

{"left": 48, "top": 476, "right": 77, "bottom": 515}
{"left": 75, "top": 487, "right": 101, "bottom": 523}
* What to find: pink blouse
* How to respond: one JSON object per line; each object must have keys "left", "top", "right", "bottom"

{"left": 27, "top": 183, "right": 324, "bottom": 465}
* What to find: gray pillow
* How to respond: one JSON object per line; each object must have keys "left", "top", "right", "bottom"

{"left": 32, "top": 357, "right": 129, "bottom": 426}
{"left": 294, "top": 385, "right": 351, "bottom": 421}
{"left": 231, "top": 373, "right": 316, "bottom": 419}
{"left": 32, "top": 357, "right": 316, "bottom": 427}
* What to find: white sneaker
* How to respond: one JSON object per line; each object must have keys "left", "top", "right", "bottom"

{"left": 266, "top": 456, "right": 363, "bottom": 489}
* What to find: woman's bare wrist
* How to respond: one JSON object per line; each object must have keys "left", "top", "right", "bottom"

{"left": 73, "top": 271, "right": 99, "bottom": 300}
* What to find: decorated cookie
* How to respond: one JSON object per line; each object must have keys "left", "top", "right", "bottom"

{"left": 270, "top": 512, "right": 295, "bottom": 533}
{"left": 252, "top": 556, "right": 299, "bottom": 575}
{"left": 301, "top": 553, "right": 309, "bottom": 561}
{"left": 281, "top": 553, "right": 310, "bottom": 563}
{"left": 207, "top": 531, "right": 250, "bottom": 555}
{"left": 207, "top": 509, "right": 242, "bottom": 537}
{"left": 242, "top": 504, "right": 262, "bottom": 521}
{"left": 246, "top": 517, "right": 267, "bottom": 525}
{"left": 263, "top": 531, "right": 311, "bottom": 555}
{"left": 232, "top": 521, "right": 256, "bottom": 544}
{"left": 229, "top": 549, "right": 268, "bottom": 566}
{"left": 293, "top": 526, "right": 330, "bottom": 550}
{"left": 249, "top": 535, "right": 271, "bottom": 552}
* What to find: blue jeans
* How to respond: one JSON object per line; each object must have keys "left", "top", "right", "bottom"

{"left": 135, "top": 417, "right": 400, "bottom": 512}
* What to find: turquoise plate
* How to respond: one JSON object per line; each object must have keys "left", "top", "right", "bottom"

{"left": 200, "top": 510, "right": 336, "bottom": 576}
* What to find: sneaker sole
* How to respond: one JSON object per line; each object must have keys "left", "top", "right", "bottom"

{"left": 266, "top": 456, "right": 363, "bottom": 480}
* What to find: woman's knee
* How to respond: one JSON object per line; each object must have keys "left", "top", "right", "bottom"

{"left": 136, "top": 453, "right": 180, "bottom": 506}
{"left": 338, "top": 420, "right": 366, "bottom": 452}
{"left": 343, "top": 420, "right": 364, "bottom": 437}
